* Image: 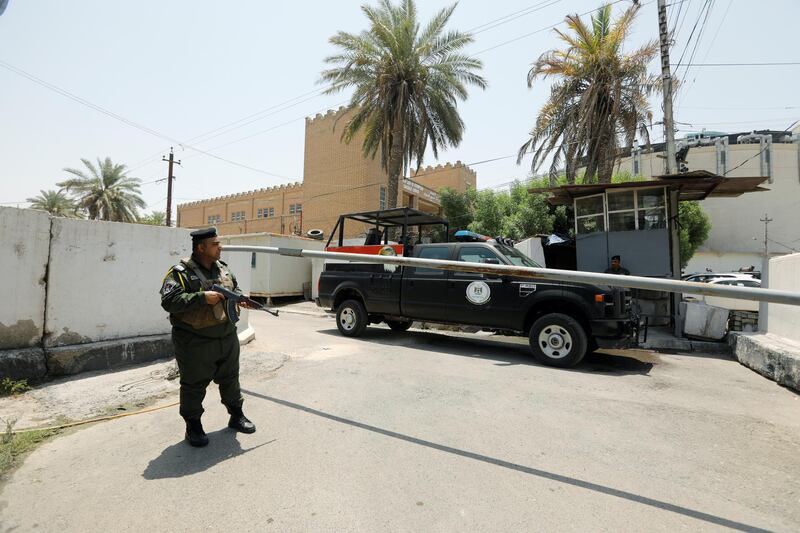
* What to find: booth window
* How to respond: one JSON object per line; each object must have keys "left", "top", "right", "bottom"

{"left": 637, "top": 188, "right": 666, "bottom": 230}
{"left": 607, "top": 190, "right": 636, "bottom": 231}
{"left": 594, "top": 187, "right": 666, "bottom": 232}
{"left": 575, "top": 194, "right": 605, "bottom": 235}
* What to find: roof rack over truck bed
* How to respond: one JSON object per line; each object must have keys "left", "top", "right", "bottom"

{"left": 325, "top": 207, "right": 450, "bottom": 257}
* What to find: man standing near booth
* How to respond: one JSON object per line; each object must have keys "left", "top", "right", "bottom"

{"left": 605, "top": 255, "right": 630, "bottom": 275}
{"left": 160, "top": 227, "right": 256, "bottom": 447}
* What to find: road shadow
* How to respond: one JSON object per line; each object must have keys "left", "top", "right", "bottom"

{"left": 318, "top": 328, "right": 654, "bottom": 376}
{"left": 242, "top": 389, "right": 770, "bottom": 533}
{"left": 142, "top": 429, "right": 274, "bottom": 480}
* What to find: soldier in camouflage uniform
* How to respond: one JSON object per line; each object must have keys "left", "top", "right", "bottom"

{"left": 160, "top": 227, "right": 256, "bottom": 447}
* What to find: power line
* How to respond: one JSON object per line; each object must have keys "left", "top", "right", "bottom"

{"left": 675, "top": 61, "right": 800, "bottom": 67}
{"left": 469, "top": 0, "right": 564, "bottom": 35}
{"left": 137, "top": 1, "right": 649, "bottom": 172}
{"left": 129, "top": 0, "right": 584, "bottom": 172}
{"left": 0, "top": 59, "right": 297, "bottom": 180}
{"left": 471, "top": 0, "right": 637, "bottom": 56}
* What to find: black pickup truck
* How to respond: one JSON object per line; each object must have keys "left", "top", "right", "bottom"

{"left": 317, "top": 208, "right": 636, "bottom": 368}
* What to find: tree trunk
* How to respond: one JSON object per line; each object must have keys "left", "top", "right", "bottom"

{"left": 386, "top": 121, "right": 404, "bottom": 210}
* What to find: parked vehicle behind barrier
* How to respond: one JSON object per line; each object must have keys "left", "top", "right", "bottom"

{"left": 317, "top": 208, "right": 637, "bottom": 368}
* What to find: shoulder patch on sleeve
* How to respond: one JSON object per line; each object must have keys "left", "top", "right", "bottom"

{"left": 160, "top": 277, "right": 180, "bottom": 297}
{"left": 173, "top": 264, "right": 186, "bottom": 272}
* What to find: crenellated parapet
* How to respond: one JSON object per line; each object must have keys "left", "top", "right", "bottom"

{"left": 177, "top": 181, "right": 303, "bottom": 208}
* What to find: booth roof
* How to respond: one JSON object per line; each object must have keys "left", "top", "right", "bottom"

{"left": 533, "top": 171, "right": 769, "bottom": 206}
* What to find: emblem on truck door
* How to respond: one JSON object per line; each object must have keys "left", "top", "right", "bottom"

{"left": 466, "top": 281, "right": 491, "bottom": 305}
{"left": 518, "top": 283, "right": 537, "bottom": 297}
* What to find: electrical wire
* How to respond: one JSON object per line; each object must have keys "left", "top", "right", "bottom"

{"left": 675, "top": 62, "right": 800, "bottom": 67}
{"left": 0, "top": 59, "right": 296, "bottom": 181}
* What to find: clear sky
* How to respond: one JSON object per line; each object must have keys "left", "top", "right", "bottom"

{"left": 1, "top": 0, "right": 798, "bottom": 214}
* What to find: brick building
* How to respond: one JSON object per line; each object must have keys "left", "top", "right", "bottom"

{"left": 177, "top": 107, "right": 476, "bottom": 238}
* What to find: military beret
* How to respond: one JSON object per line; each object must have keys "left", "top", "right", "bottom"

{"left": 190, "top": 227, "right": 217, "bottom": 241}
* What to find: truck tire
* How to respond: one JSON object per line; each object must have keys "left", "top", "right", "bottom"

{"left": 336, "top": 299, "right": 368, "bottom": 337}
{"left": 386, "top": 320, "right": 412, "bottom": 332}
{"left": 528, "top": 313, "right": 588, "bottom": 368}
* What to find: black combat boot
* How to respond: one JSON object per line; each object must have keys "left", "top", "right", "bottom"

{"left": 227, "top": 407, "right": 256, "bottom": 434}
{"left": 184, "top": 417, "right": 209, "bottom": 447}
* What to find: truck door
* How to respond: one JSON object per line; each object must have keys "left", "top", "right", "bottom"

{"left": 400, "top": 246, "right": 452, "bottom": 320}
{"left": 447, "top": 245, "right": 519, "bottom": 328}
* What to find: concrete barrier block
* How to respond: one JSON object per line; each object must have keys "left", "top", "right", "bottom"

{"left": 0, "top": 207, "right": 50, "bottom": 350}
{"left": 46, "top": 334, "right": 173, "bottom": 376}
{"left": 0, "top": 348, "right": 47, "bottom": 381}
{"left": 683, "top": 302, "right": 729, "bottom": 340}
{"left": 733, "top": 333, "right": 800, "bottom": 392}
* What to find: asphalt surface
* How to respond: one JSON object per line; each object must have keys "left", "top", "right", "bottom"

{"left": 1, "top": 311, "right": 799, "bottom": 532}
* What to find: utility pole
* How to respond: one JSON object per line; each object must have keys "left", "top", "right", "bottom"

{"left": 759, "top": 213, "right": 773, "bottom": 331}
{"left": 162, "top": 147, "right": 181, "bottom": 227}
{"left": 657, "top": 0, "right": 677, "bottom": 175}
{"left": 760, "top": 213, "right": 773, "bottom": 259}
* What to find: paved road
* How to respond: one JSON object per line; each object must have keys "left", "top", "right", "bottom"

{"left": 2, "top": 312, "right": 799, "bottom": 532}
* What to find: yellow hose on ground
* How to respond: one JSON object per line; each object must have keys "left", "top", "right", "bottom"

{"left": 9, "top": 401, "right": 180, "bottom": 435}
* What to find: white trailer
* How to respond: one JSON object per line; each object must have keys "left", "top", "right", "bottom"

{"left": 220, "top": 233, "right": 325, "bottom": 300}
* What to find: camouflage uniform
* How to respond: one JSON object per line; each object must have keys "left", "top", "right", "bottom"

{"left": 160, "top": 256, "right": 243, "bottom": 419}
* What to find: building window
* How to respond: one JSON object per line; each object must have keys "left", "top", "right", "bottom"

{"left": 207, "top": 214, "right": 222, "bottom": 224}
{"left": 257, "top": 208, "right": 263, "bottom": 219}
{"left": 575, "top": 194, "right": 605, "bottom": 235}
{"left": 231, "top": 211, "right": 245, "bottom": 222}
{"left": 257, "top": 207, "right": 274, "bottom": 219}
{"left": 289, "top": 203, "right": 302, "bottom": 215}
{"left": 379, "top": 186, "right": 387, "bottom": 210}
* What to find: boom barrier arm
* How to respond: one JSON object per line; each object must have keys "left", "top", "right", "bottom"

{"left": 223, "top": 245, "right": 800, "bottom": 307}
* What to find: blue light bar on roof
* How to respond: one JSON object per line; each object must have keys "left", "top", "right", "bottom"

{"left": 454, "top": 230, "right": 490, "bottom": 242}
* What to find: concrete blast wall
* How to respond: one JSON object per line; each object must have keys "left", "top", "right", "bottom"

{"left": 44, "top": 219, "right": 190, "bottom": 347}
{"left": 1, "top": 210, "right": 255, "bottom": 380}
{"left": 0, "top": 208, "right": 50, "bottom": 350}
{"left": 766, "top": 253, "right": 800, "bottom": 342}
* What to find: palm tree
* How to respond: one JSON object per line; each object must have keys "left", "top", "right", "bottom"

{"left": 26, "top": 189, "right": 82, "bottom": 218}
{"left": 517, "top": 4, "right": 659, "bottom": 184}
{"left": 57, "top": 157, "right": 146, "bottom": 222}
{"left": 138, "top": 210, "right": 166, "bottom": 226}
{"left": 320, "top": 0, "right": 486, "bottom": 209}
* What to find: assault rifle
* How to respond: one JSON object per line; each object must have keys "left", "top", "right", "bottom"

{"left": 210, "top": 284, "right": 280, "bottom": 322}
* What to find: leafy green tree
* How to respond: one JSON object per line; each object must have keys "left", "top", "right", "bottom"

{"left": 138, "top": 211, "right": 166, "bottom": 226}
{"left": 320, "top": 0, "right": 487, "bottom": 209}
{"left": 438, "top": 187, "right": 474, "bottom": 238}
{"left": 57, "top": 157, "right": 145, "bottom": 222}
{"left": 678, "top": 201, "right": 711, "bottom": 269}
{"left": 439, "top": 182, "right": 554, "bottom": 241}
{"left": 517, "top": 3, "right": 659, "bottom": 184}
{"left": 25, "top": 189, "right": 82, "bottom": 218}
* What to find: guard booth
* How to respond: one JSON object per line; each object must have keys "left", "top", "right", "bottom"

{"left": 537, "top": 171, "right": 769, "bottom": 327}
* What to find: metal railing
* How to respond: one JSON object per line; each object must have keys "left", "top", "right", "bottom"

{"left": 223, "top": 245, "right": 800, "bottom": 306}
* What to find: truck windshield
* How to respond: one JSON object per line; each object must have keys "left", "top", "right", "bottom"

{"left": 496, "top": 245, "right": 542, "bottom": 268}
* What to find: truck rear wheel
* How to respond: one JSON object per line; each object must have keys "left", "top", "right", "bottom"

{"left": 336, "top": 299, "right": 368, "bottom": 337}
{"left": 528, "top": 313, "right": 588, "bottom": 368}
{"left": 386, "top": 320, "right": 412, "bottom": 332}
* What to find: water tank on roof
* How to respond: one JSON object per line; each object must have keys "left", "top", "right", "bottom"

{"left": 737, "top": 132, "right": 766, "bottom": 144}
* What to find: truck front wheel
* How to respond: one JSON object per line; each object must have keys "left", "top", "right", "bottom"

{"left": 528, "top": 313, "right": 588, "bottom": 368}
{"left": 336, "top": 299, "right": 368, "bottom": 337}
